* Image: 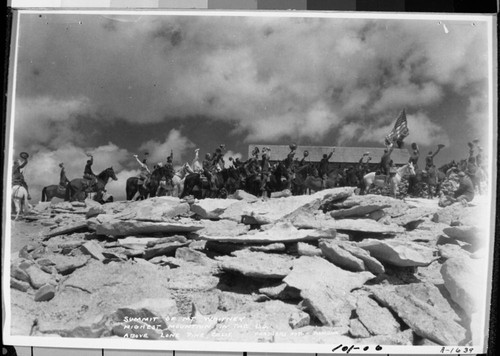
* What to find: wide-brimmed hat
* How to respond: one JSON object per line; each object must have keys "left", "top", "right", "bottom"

{"left": 59, "top": 163, "right": 64, "bottom": 168}
{"left": 20, "top": 152, "right": 29, "bottom": 159}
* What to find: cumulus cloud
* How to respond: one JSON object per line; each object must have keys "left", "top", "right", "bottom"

{"left": 15, "top": 14, "right": 489, "bottom": 144}
{"left": 13, "top": 96, "right": 93, "bottom": 151}
{"left": 138, "top": 129, "right": 195, "bottom": 165}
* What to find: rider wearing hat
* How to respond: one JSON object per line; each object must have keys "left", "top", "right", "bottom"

{"left": 59, "top": 163, "right": 70, "bottom": 189}
{"left": 259, "top": 147, "right": 271, "bottom": 198}
{"left": 319, "top": 148, "right": 335, "bottom": 189}
{"left": 83, "top": 153, "right": 98, "bottom": 188}
{"left": 425, "top": 144, "right": 445, "bottom": 171}
{"left": 203, "top": 153, "right": 216, "bottom": 191}
{"left": 13, "top": 152, "right": 31, "bottom": 200}
{"left": 408, "top": 143, "right": 420, "bottom": 169}
{"left": 134, "top": 154, "right": 151, "bottom": 190}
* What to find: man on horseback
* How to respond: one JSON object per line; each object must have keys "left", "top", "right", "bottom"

{"left": 203, "top": 153, "right": 217, "bottom": 191}
{"left": 83, "top": 154, "right": 98, "bottom": 191}
{"left": 379, "top": 143, "right": 394, "bottom": 184}
{"left": 425, "top": 144, "right": 445, "bottom": 171}
{"left": 212, "top": 144, "right": 226, "bottom": 171}
{"left": 59, "top": 163, "right": 69, "bottom": 189}
{"left": 12, "top": 152, "right": 31, "bottom": 200}
{"left": 134, "top": 154, "right": 151, "bottom": 190}
{"left": 319, "top": 148, "right": 335, "bottom": 189}
{"left": 259, "top": 147, "right": 271, "bottom": 198}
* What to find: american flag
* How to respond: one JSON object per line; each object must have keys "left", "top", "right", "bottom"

{"left": 385, "top": 109, "right": 409, "bottom": 146}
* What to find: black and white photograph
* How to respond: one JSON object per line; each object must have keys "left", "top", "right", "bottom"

{"left": 2, "top": 9, "right": 497, "bottom": 354}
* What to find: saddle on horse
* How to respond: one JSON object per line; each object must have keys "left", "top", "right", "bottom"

{"left": 83, "top": 174, "right": 97, "bottom": 192}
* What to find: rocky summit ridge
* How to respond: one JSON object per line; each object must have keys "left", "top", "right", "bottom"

{"left": 9, "top": 188, "right": 489, "bottom": 346}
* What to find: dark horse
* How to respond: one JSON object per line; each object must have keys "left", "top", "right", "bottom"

{"left": 266, "top": 161, "right": 291, "bottom": 195}
{"left": 66, "top": 167, "right": 117, "bottom": 202}
{"left": 126, "top": 165, "right": 173, "bottom": 200}
{"left": 41, "top": 183, "right": 68, "bottom": 202}
{"left": 180, "top": 170, "right": 228, "bottom": 199}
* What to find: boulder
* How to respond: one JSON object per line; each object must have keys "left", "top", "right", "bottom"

{"left": 334, "top": 195, "right": 409, "bottom": 218}
{"left": 248, "top": 243, "right": 286, "bottom": 253}
{"left": 289, "top": 310, "right": 310, "bottom": 329}
{"left": 337, "top": 242, "right": 385, "bottom": 275}
{"left": 349, "top": 318, "right": 371, "bottom": 338}
{"left": 232, "top": 189, "right": 259, "bottom": 202}
{"left": 111, "top": 197, "right": 191, "bottom": 221}
{"left": 392, "top": 208, "right": 434, "bottom": 229}
{"left": 258, "top": 283, "right": 301, "bottom": 300}
{"left": 174, "top": 247, "right": 217, "bottom": 267}
{"left": 220, "top": 187, "right": 354, "bottom": 224}
{"left": 200, "top": 222, "right": 334, "bottom": 244}
{"left": 358, "top": 239, "right": 438, "bottom": 267}
{"left": 395, "top": 282, "right": 461, "bottom": 323}
{"left": 295, "top": 242, "right": 322, "bottom": 257}
{"left": 11, "top": 266, "right": 30, "bottom": 282}
{"left": 126, "top": 298, "right": 178, "bottom": 320}
{"left": 319, "top": 240, "right": 365, "bottom": 272}
{"left": 330, "top": 204, "right": 390, "bottom": 219}
{"left": 283, "top": 256, "right": 374, "bottom": 327}
{"left": 25, "top": 265, "right": 54, "bottom": 289}
{"left": 164, "top": 265, "right": 220, "bottom": 291}
{"left": 143, "top": 241, "right": 190, "bottom": 260}
{"left": 118, "top": 237, "right": 162, "bottom": 250}
{"left": 191, "top": 198, "right": 238, "bottom": 219}
{"left": 34, "top": 284, "right": 56, "bottom": 302}
{"left": 431, "top": 204, "right": 472, "bottom": 225}
{"left": 367, "top": 285, "right": 467, "bottom": 345}
{"left": 196, "top": 219, "right": 250, "bottom": 237}
{"left": 438, "top": 244, "right": 471, "bottom": 260}
{"left": 80, "top": 241, "right": 105, "bottom": 261}
{"left": 441, "top": 256, "right": 484, "bottom": 316}
{"left": 329, "top": 219, "right": 404, "bottom": 235}
{"left": 355, "top": 294, "right": 401, "bottom": 336}
{"left": 43, "top": 221, "right": 89, "bottom": 239}
{"left": 95, "top": 218, "right": 204, "bottom": 237}
{"left": 11, "top": 278, "right": 30, "bottom": 292}
{"left": 270, "top": 189, "right": 292, "bottom": 198}
{"left": 442, "top": 226, "right": 483, "bottom": 246}
{"left": 86, "top": 206, "right": 105, "bottom": 219}
{"left": 46, "top": 254, "right": 90, "bottom": 275}
{"left": 217, "top": 250, "right": 294, "bottom": 279}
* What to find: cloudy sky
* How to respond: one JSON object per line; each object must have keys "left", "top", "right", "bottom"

{"left": 10, "top": 11, "right": 492, "bottom": 200}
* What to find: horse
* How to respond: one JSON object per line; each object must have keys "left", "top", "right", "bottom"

{"left": 362, "top": 163, "right": 415, "bottom": 197}
{"left": 171, "top": 163, "right": 192, "bottom": 197}
{"left": 41, "top": 184, "right": 68, "bottom": 202}
{"left": 126, "top": 165, "right": 173, "bottom": 200}
{"left": 290, "top": 163, "right": 312, "bottom": 195}
{"left": 266, "top": 161, "right": 291, "bottom": 195}
{"left": 12, "top": 185, "right": 31, "bottom": 220}
{"left": 180, "top": 171, "right": 227, "bottom": 199}
{"left": 66, "top": 167, "right": 118, "bottom": 202}
{"left": 302, "top": 170, "right": 339, "bottom": 194}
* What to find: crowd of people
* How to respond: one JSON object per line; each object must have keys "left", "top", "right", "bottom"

{"left": 11, "top": 138, "right": 486, "bottom": 205}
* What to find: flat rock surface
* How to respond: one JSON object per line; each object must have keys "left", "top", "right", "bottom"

{"left": 283, "top": 256, "right": 374, "bottom": 327}
{"left": 217, "top": 250, "right": 294, "bottom": 278}
{"left": 359, "top": 238, "right": 438, "bottom": 267}
{"left": 220, "top": 187, "right": 354, "bottom": 224}
{"left": 367, "top": 285, "right": 467, "bottom": 345}
{"left": 95, "top": 218, "right": 204, "bottom": 237}
{"left": 200, "top": 222, "right": 334, "bottom": 243}
{"left": 111, "top": 197, "right": 191, "bottom": 221}
{"left": 191, "top": 198, "right": 239, "bottom": 219}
